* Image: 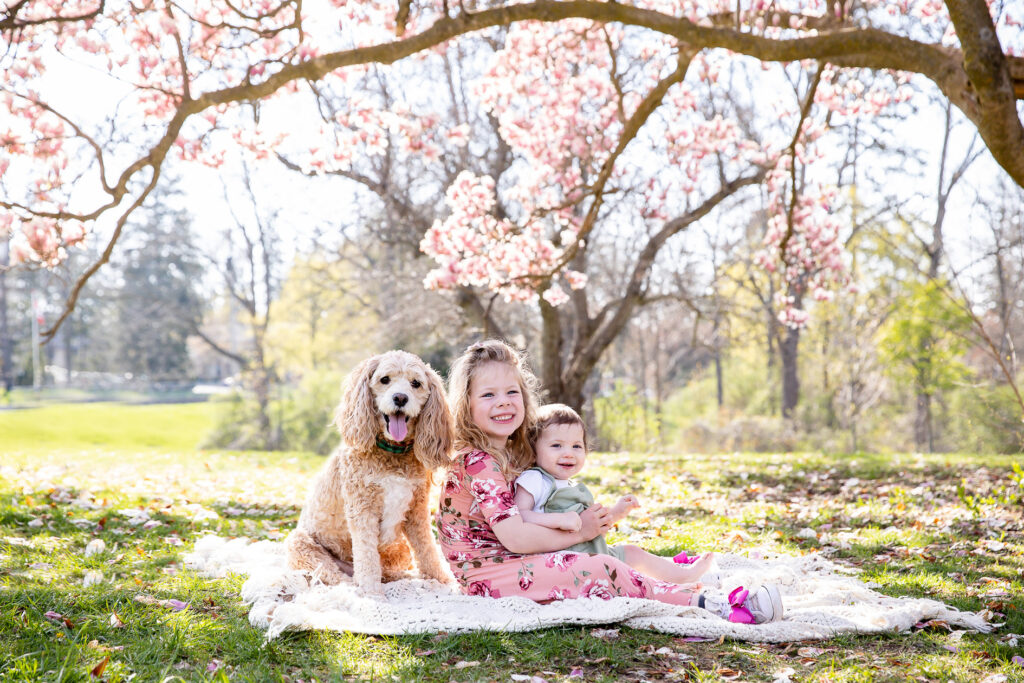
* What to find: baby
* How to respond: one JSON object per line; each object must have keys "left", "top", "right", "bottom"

{"left": 513, "top": 403, "right": 716, "bottom": 587}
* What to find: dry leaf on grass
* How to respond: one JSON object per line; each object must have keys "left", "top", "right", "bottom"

{"left": 590, "top": 628, "right": 620, "bottom": 639}
{"left": 134, "top": 595, "right": 188, "bottom": 611}
{"left": 90, "top": 656, "right": 109, "bottom": 678}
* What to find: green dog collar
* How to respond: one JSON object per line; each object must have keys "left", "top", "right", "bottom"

{"left": 376, "top": 435, "right": 414, "bottom": 454}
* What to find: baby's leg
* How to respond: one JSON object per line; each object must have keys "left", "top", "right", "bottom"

{"left": 622, "top": 545, "right": 714, "bottom": 585}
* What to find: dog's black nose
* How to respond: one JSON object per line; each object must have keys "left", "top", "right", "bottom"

{"left": 393, "top": 393, "right": 408, "bottom": 408}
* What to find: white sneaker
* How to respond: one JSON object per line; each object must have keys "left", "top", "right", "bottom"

{"left": 700, "top": 584, "right": 784, "bottom": 624}
{"left": 700, "top": 572, "right": 722, "bottom": 589}
{"left": 742, "top": 584, "right": 783, "bottom": 624}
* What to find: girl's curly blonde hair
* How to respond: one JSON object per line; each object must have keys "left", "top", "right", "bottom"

{"left": 447, "top": 339, "right": 539, "bottom": 480}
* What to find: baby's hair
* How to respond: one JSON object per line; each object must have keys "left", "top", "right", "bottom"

{"left": 448, "top": 339, "right": 539, "bottom": 479}
{"left": 530, "top": 403, "right": 589, "bottom": 451}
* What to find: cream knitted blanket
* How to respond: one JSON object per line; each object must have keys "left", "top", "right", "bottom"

{"left": 183, "top": 535, "right": 994, "bottom": 642}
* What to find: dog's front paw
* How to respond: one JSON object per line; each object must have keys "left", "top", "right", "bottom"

{"left": 356, "top": 579, "right": 385, "bottom": 597}
{"left": 314, "top": 562, "right": 347, "bottom": 586}
{"left": 436, "top": 574, "right": 460, "bottom": 589}
{"left": 420, "top": 566, "right": 456, "bottom": 585}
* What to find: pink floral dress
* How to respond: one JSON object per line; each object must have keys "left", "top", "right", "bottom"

{"left": 435, "top": 449, "right": 695, "bottom": 605}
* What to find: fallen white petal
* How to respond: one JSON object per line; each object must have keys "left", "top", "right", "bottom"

{"left": 85, "top": 539, "right": 106, "bottom": 557}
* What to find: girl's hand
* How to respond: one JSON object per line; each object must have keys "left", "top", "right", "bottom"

{"left": 579, "top": 504, "right": 613, "bottom": 541}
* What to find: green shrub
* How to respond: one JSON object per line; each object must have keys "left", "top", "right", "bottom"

{"left": 593, "top": 380, "right": 661, "bottom": 451}
{"left": 278, "top": 371, "right": 344, "bottom": 454}
{"left": 199, "top": 391, "right": 270, "bottom": 450}
{"left": 947, "top": 380, "right": 1024, "bottom": 454}
{"left": 678, "top": 415, "right": 799, "bottom": 453}
{"left": 200, "top": 371, "right": 343, "bottom": 454}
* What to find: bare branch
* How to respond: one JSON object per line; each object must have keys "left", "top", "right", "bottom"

{"left": 192, "top": 326, "right": 250, "bottom": 367}
{"left": 1, "top": 0, "right": 105, "bottom": 32}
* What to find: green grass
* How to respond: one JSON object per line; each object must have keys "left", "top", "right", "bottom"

{"left": 0, "top": 402, "right": 216, "bottom": 453}
{"left": 1, "top": 403, "right": 1023, "bottom": 682}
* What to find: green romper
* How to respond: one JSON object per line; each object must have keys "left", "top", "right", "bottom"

{"left": 523, "top": 466, "right": 627, "bottom": 562}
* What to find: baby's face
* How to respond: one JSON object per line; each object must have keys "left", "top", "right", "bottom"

{"left": 534, "top": 422, "right": 587, "bottom": 480}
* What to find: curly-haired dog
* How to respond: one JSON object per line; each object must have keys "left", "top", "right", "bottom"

{"left": 285, "top": 351, "right": 455, "bottom": 593}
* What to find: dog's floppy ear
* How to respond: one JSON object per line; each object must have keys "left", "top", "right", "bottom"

{"left": 334, "top": 355, "right": 380, "bottom": 453}
{"left": 413, "top": 363, "right": 454, "bottom": 470}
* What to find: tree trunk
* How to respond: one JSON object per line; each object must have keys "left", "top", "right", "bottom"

{"left": 638, "top": 328, "right": 649, "bottom": 447}
{"left": 653, "top": 322, "right": 665, "bottom": 446}
{"left": 0, "top": 241, "right": 12, "bottom": 392}
{"left": 914, "top": 390, "right": 934, "bottom": 452}
{"left": 714, "top": 349, "right": 724, "bottom": 409}
{"left": 551, "top": 374, "right": 585, "bottom": 413}
{"left": 538, "top": 297, "right": 568, "bottom": 406}
{"left": 62, "top": 313, "right": 73, "bottom": 386}
{"left": 781, "top": 325, "right": 800, "bottom": 419}
{"left": 252, "top": 365, "right": 275, "bottom": 449}
{"left": 766, "top": 280, "right": 778, "bottom": 416}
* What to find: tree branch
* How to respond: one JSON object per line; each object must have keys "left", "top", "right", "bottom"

{"left": 192, "top": 326, "right": 250, "bottom": 367}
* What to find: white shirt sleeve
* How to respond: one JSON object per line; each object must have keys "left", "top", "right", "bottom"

{"left": 513, "top": 469, "right": 552, "bottom": 511}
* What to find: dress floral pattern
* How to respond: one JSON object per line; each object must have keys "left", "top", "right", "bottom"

{"left": 436, "top": 450, "right": 696, "bottom": 605}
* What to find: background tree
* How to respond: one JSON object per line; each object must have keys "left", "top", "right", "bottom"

{"left": 1, "top": 239, "right": 13, "bottom": 392}
{"left": 976, "top": 177, "right": 1024, "bottom": 383}
{"left": 110, "top": 184, "right": 205, "bottom": 382}
{"left": 878, "top": 279, "right": 973, "bottom": 452}
{"left": 194, "top": 164, "right": 282, "bottom": 449}
{"left": 2, "top": 0, "right": 1022, "bottom": 340}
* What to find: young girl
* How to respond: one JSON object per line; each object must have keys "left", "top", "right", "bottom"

{"left": 436, "top": 339, "right": 783, "bottom": 624}
{"left": 515, "top": 403, "right": 717, "bottom": 586}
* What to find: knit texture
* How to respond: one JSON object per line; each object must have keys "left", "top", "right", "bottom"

{"left": 184, "top": 535, "right": 994, "bottom": 642}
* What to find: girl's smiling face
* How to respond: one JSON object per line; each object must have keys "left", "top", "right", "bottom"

{"left": 534, "top": 422, "right": 587, "bottom": 480}
{"left": 469, "top": 361, "right": 525, "bottom": 449}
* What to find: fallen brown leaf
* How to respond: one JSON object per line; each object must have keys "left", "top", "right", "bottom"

{"left": 90, "top": 656, "right": 109, "bottom": 678}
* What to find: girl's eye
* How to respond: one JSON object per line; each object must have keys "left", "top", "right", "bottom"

{"left": 380, "top": 376, "right": 390, "bottom": 385}
{"left": 411, "top": 380, "right": 422, "bottom": 388}
{"left": 481, "top": 392, "right": 494, "bottom": 398}
{"left": 508, "top": 389, "right": 519, "bottom": 395}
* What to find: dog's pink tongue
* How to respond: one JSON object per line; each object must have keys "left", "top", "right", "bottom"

{"left": 387, "top": 414, "right": 408, "bottom": 442}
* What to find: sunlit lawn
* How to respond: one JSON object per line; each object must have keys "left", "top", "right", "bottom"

{"left": 1, "top": 403, "right": 1023, "bottom": 682}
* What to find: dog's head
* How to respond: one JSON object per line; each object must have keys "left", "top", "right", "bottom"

{"left": 334, "top": 350, "right": 454, "bottom": 469}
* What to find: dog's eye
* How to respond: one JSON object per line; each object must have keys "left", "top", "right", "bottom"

{"left": 411, "top": 380, "right": 421, "bottom": 388}
{"left": 380, "top": 376, "right": 390, "bottom": 385}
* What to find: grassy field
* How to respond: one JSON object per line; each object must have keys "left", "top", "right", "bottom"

{"left": 1, "top": 403, "right": 1023, "bottom": 682}
{"left": 0, "top": 401, "right": 218, "bottom": 453}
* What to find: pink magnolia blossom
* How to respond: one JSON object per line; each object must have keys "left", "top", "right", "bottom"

{"left": 3, "top": 0, "right": 1018, "bottom": 278}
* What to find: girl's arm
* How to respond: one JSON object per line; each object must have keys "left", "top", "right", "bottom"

{"left": 491, "top": 505, "right": 611, "bottom": 554}
{"left": 512, "top": 488, "right": 582, "bottom": 532}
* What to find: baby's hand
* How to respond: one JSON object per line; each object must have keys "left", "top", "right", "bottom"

{"left": 618, "top": 494, "right": 641, "bottom": 510}
{"left": 558, "top": 511, "right": 583, "bottom": 532}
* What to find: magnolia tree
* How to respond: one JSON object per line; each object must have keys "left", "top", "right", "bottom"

{"left": 2, "top": 0, "right": 1023, "bottom": 366}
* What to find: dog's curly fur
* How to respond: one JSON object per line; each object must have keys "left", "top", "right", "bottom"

{"left": 285, "top": 351, "right": 455, "bottom": 592}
